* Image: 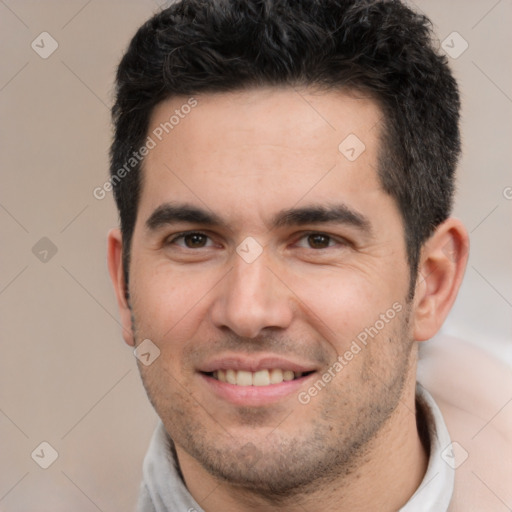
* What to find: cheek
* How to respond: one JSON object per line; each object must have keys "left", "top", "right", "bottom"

{"left": 291, "top": 268, "right": 401, "bottom": 344}
{"left": 129, "top": 261, "right": 219, "bottom": 342}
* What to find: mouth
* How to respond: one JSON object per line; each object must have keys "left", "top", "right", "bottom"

{"left": 203, "top": 368, "right": 315, "bottom": 387}
{"left": 197, "top": 355, "right": 319, "bottom": 406}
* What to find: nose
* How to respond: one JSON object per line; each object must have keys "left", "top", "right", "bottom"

{"left": 210, "top": 250, "right": 294, "bottom": 339}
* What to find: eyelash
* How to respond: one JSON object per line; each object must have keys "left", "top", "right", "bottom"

{"left": 167, "top": 231, "right": 212, "bottom": 247}
{"left": 166, "top": 231, "right": 349, "bottom": 250}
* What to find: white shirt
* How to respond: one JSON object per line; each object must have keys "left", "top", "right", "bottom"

{"left": 398, "top": 384, "right": 454, "bottom": 511}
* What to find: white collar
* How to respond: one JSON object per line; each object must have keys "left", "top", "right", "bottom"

{"left": 398, "top": 384, "right": 454, "bottom": 511}
{"left": 138, "top": 384, "right": 454, "bottom": 511}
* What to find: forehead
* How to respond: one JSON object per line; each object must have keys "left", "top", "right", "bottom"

{"left": 139, "top": 87, "right": 388, "bottom": 228}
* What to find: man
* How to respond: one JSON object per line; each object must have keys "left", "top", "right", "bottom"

{"left": 106, "top": 1, "right": 511, "bottom": 510}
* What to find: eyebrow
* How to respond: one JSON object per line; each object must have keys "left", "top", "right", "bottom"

{"left": 145, "top": 203, "right": 222, "bottom": 231}
{"left": 145, "top": 202, "right": 371, "bottom": 234}
{"left": 272, "top": 204, "right": 371, "bottom": 233}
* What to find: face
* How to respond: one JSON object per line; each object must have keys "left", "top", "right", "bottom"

{"left": 125, "top": 87, "right": 416, "bottom": 494}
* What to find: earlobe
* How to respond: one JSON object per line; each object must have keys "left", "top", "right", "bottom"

{"left": 412, "top": 218, "right": 469, "bottom": 342}
{"left": 107, "top": 228, "right": 135, "bottom": 346}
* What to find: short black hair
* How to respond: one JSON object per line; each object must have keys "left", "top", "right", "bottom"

{"left": 110, "top": 0, "right": 460, "bottom": 297}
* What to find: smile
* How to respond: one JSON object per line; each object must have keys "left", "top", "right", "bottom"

{"left": 198, "top": 354, "right": 319, "bottom": 405}
{"left": 208, "top": 369, "right": 313, "bottom": 386}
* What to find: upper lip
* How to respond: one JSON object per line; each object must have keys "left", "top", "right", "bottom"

{"left": 198, "top": 354, "right": 318, "bottom": 373}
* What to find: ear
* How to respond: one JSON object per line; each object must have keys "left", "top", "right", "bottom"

{"left": 107, "top": 228, "right": 135, "bottom": 346}
{"left": 412, "top": 218, "right": 469, "bottom": 342}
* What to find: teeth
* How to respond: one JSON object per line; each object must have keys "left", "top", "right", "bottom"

{"left": 226, "top": 369, "right": 237, "bottom": 385}
{"left": 283, "top": 370, "right": 295, "bottom": 381}
{"left": 269, "top": 368, "right": 284, "bottom": 384}
{"left": 236, "top": 370, "right": 253, "bottom": 386}
{"left": 253, "top": 370, "right": 270, "bottom": 386}
{"left": 212, "top": 369, "right": 307, "bottom": 386}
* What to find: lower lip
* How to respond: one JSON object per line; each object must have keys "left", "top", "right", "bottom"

{"left": 199, "top": 372, "right": 316, "bottom": 406}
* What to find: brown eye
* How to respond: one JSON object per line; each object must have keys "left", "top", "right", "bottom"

{"left": 183, "top": 233, "right": 208, "bottom": 248}
{"left": 168, "top": 232, "right": 214, "bottom": 249}
{"left": 307, "top": 234, "right": 332, "bottom": 249}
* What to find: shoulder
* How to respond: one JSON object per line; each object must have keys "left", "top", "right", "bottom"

{"left": 417, "top": 335, "right": 512, "bottom": 512}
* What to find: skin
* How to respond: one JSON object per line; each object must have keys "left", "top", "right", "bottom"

{"left": 108, "top": 87, "right": 469, "bottom": 511}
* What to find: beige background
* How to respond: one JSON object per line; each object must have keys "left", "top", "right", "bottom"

{"left": 1, "top": 0, "right": 511, "bottom": 510}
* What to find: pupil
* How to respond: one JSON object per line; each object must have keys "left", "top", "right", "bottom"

{"left": 186, "top": 233, "right": 206, "bottom": 248}
{"left": 308, "top": 234, "right": 329, "bottom": 249}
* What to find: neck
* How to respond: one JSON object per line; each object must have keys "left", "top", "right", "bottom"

{"left": 175, "top": 377, "right": 428, "bottom": 512}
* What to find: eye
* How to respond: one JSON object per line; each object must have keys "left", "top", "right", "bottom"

{"left": 294, "top": 232, "right": 344, "bottom": 250}
{"left": 168, "top": 232, "right": 214, "bottom": 249}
